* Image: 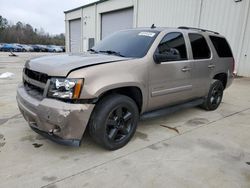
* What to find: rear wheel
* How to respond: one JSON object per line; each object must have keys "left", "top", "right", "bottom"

{"left": 89, "top": 94, "right": 139, "bottom": 150}
{"left": 201, "top": 80, "right": 224, "bottom": 111}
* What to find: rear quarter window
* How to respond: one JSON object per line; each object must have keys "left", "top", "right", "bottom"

{"left": 209, "top": 36, "right": 233, "bottom": 58}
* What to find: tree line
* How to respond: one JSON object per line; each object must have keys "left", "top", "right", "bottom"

{"left": 0, "top": 15, "right": 65, "bottom": 46}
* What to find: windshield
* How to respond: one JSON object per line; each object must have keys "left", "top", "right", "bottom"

{"left": 92, "top": 30, "right": 160, "bottom": 58}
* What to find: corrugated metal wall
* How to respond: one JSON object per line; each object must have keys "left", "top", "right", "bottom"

{"left": 65, "top": 0, "right": 250, "bottom": 76}
{"left": 238, "top": 4, "right": 250, "bottom": 77}
{"left": 137, "top": 0, "right": 200, "bottom": 28}
{"left": 199, "top": 0, "right": 249, "bottom": 73}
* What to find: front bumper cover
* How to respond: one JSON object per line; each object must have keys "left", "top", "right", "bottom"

{"left": 16, "top": 84, "right": 95, "bottom": 147}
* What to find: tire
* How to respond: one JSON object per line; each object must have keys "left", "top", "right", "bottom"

{"left": 88, "top": 94, "right": 139, "bottom": 150}
{"left": 201, "top": 80, "right": 224, "bottom": 111}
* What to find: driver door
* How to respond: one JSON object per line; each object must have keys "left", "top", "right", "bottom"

{"left": 147, "top": 32, "right": 194, "bottom": 111}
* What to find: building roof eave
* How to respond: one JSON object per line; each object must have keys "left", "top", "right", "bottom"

{"left": 64, "top": 0, "right": 109, "bottom": 14}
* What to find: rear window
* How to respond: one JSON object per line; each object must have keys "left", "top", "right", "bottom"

{"left": 189, "top": 33, "right": 211, "bottom": 59}
{"left": 209, "top": 36, "right": 233, "bottom": 58}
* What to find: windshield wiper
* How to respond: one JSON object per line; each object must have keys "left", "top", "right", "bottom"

{"left": 87, "top": 48, "right": 99, "bottom": 53}
{"left": 99, "top": 50, "right": 125, "bottom": 57}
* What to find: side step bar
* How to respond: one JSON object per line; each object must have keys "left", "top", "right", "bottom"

{"left": 140, "top": 98, "right": 204, "bottom": 120}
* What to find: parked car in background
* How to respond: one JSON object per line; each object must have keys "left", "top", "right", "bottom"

{"left": 0, "top": 43, "right": 64, "bottom": 53}
{"left": 0, "top": 44, "right": 22, "bottom": 52}
{"left": 17, "top": 44, "right": 34, "bottom": 52}
{"left": 0, "top": 43, "right": 4, "bottom": 49}
{"left": 60, "top": 46, "right": 65, "bottom": 52}
{"left": 38, "top": 45, "right": 49, "bottom": 52}
{"left": 31, "top": 45, "right": 47, "bottom": 52}
{"left": 47, "top": 45, "right": 63, "bottom": 52}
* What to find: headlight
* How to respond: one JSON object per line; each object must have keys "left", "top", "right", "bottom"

{"left": 47, "top": 78, "right": 84, "bottom": 99}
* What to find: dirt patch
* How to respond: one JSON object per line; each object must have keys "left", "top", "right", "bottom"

{"left": 0, "top": 114, "right": 21, "bottom": 126}
{"left": 186, "top": 118, "right": 209, "bottom": 126}
{"left": 32, "top": 143, "right": 43, "bottom": 148}
{"left": 0, "top": 118, "right": 8, "bottom": 125}
{"left": 135, "top": 131, "right": 149, "bottom": 141}
{"left": 35, "top": 135, "right": 47, "bottom": 140}
{"left": 60, "top": 156, "right": 69, "bottom": 160}
{"left": 148, "top": 144, "right": 160, "bottom": 151}
{"left": 198, "top": 139, "right": 225, "bottom": 151}
{"left": 0, "top": 134, "right": 4, "bottom": 140}
{"left": 45, "top": 184, "right": 57, "bottom": 188}
{"left": 0, "top": 134, "right": 6, "bottom": 148}
{"left": 218, "top": 150, "right": 245, "bottom": 162}
{"left": 242, "top": 171, "right": 250, "bottom": 186}
{"left": 121, "top": 159, "right": 132, "bottom": 166}
{"left": 162, "top": 142, "right": 169, "bottom": 147}
{"left": 20, "top": 135, "right": 36, "bottom": 142}
{"left": 42, "top": 176, "right": 57, "bottom": 182}
{"left": 0, "top": 142, "right": 6, "bottom": 147}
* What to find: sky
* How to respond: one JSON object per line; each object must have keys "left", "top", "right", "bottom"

{"left": 0, "top": 0, "right": 97, "bottom": 35}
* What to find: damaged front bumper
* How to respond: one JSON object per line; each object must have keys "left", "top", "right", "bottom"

{"left": 16, "top": 84, "right": 95, "bottom": 147}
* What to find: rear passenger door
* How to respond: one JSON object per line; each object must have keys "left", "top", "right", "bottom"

{"left": 188, "top": 33, "right": 214, "bottom": 97}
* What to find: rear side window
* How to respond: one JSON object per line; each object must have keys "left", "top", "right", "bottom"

{"left": 209, "top": 36, "right": 233, "bottom": 57}
{"left": 157, "top": 32, "right": 187, "bottom": 61}
{"left": 189, "top": 33, "right": 211, "bottom": 59}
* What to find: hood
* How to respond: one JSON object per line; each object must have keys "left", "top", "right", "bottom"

{"left": 25, "top": 53, "right": 130, "bottom": 77}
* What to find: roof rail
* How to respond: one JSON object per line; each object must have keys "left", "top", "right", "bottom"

{"left": 178, "top": 26, "right": 219, "bottom": 35}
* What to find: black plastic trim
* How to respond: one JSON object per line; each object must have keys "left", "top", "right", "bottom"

{"left": 178, "top": 26, "right": 219, "bottom": 35}
{"left": 30, "top": 126, "right": 81, "bottom": 147}
{"left": 140, "top": 98, "right": 204, "bottom": 120}
{"left": 46, "top": 97, "right": 99, "bottom": 104}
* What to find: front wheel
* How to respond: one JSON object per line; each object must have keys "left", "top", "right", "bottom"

{"left": 89, "top": 94, "right": 139, "bottom": 150}
{"left": 201, "top": 80, "right": 224, "bottom": 111}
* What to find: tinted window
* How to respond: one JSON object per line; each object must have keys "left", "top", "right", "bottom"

{"left": 157, "top": 32, "right": 187, "bottom": 61}
{"left": 189, "top": 34, "right": 211, "bottom": 59}
{"left": 210, "top": 36, "right": 233, "bottom": 57}
{"left": 92, "top": 30, "right": 159, "bottom": 58}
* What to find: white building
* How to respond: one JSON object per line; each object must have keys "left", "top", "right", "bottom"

{"left": 64, "top": 0, "right": 250, "bottom": 76}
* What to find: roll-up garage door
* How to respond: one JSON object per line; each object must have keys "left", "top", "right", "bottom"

{"left": 69, "top": 19, "right": 81, "bottom": 52}
{"left": 101, "top": 8, "right": 133, "bottom": 39}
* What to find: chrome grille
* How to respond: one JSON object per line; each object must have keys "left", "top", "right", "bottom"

{"left": 24, "top": 68, "right": 48, "bottom": 83}
{"left": 23, "top": 68, "right": 49, "bottom": 99}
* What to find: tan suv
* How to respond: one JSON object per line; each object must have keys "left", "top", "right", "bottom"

{"left": 17, "top": 27, "right": 234, "bottom": 150}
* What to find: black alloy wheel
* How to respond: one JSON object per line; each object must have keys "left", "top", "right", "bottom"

{"left": 201, "top": 80, "right": 224, "bottom": 111}
{"left": 106, "top": 105, "right": 134, "bottom": 142}
{"left": 89, "top": 94, "right": 139, "bottom": 150}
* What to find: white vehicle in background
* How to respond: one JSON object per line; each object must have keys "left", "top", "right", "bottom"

{"left": 47, "top": 45, "right": 63, "bottom": 53}
{"left": 17, "top": 44, "right": 34, "bottom": 52}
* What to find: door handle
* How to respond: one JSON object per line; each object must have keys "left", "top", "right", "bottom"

{"left": 208, "top": 64, "right": 215, "bottom": 69}
{"left": 181, "top": 67, "right": 192, "bottom": 72}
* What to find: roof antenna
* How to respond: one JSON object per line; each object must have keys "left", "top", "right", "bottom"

{"left": 151, "top": 24, "right": 156, "bottom": 29}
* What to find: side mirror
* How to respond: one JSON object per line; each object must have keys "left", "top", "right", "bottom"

{"left": 153, "top": 49, "right": 181, "bottom": 64}
{"left": 154, "top": 53, "right": 168, "bottom": 64}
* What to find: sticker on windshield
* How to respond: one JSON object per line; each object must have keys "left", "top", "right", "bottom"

{"left": 138, "top": 32, "right": 156, "bottom": 37}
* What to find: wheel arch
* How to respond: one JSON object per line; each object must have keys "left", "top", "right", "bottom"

{"left": 97, "top": 86, "right": 144, "bottom": 113}
{"left": 213, "top": 72, "right": 227, "bottom": 89}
